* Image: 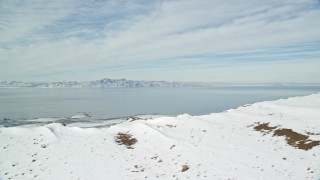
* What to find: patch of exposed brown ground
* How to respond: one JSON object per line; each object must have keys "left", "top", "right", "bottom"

{"left": 252, "top": 122, "right": 320, "bottom": 150}
{"left": 115, "top": 132, "right": 137, "bottom": 149}
{"left": 306, "top": 132, "right": 320, "bottom": 135}
{"left": 253, "top": 123, "right": 277, "bottom": 134}
{"left": 273, "top": 128, "right": 320, "bottom": 150}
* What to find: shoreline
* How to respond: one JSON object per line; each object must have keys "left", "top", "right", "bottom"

{"left": 1, "top": 92, "right": 319, "bottom": 128}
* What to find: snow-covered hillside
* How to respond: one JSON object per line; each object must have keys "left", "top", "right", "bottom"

{"left": 0, "top": 93, "right": 319, "bottom": 179}
{"left": 0, "top": 78, "right": 186, "bottom": 88}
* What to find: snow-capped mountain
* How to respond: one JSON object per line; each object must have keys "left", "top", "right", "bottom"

{"left": 0, "top": 78, "right": 188, "bottom": 88}
{"left": 1, "top": 79, "right": 318, "bottom": 88}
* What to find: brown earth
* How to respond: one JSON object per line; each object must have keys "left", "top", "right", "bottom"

{"left": 253, "top": 122, "right": 320, "bottom": 151}
{"left": 115, "top": 132, "right": 138, "bottom": 149}
{"left": 273, "top": 128, "right": 320, "bottom": 151}
{"left": 253, "top": 123, "right": 277, "bottom": 134}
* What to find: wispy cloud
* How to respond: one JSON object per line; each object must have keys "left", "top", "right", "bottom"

{"left": 0, "top": 0, "right": 319, "bottom": 82}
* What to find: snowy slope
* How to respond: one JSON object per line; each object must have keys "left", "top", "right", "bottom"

{"left": 0, "top": 93, "right": 319, "bottom": 180}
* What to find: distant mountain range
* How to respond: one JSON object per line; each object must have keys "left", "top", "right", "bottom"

{"left": 0, "top": 78, "right": 319, "bottom": 88}
{"left": 0, "top": 78, "right": 189, "bottom": 88}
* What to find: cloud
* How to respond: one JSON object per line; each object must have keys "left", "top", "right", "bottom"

{"left": 0, "top": 0, "right": 319, "bottom": 82}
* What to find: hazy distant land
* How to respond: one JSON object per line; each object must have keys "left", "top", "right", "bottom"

{"left": 1, "top": 78, "right": 320, "bottom": 88}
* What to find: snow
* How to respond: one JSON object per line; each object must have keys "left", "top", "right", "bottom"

{"left": 0, "top": 93, "right": 319, "bottom": 180}
{"left": 70, "top": 113, "right": 91, "bottom": 119}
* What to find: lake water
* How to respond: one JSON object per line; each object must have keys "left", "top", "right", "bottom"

{"left": 0, "top": 86, "right": 319, "bottom": 127}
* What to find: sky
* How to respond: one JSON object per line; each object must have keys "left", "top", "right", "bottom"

{"left": 0, "top": 0, "right": 320, "bottom": 83}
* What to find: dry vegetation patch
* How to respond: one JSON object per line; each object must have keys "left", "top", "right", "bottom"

{"left": 114, "top": 132, "right": 137, "bottom": 149}
{"left": 253, "top": 122, "right": 277, "bottom": 133}
{"left": 306, "top": 132, "right": 320, "bottom": 135}
{"left": 273, "top": 128, "right": 320, "bottom": 150}
{"left": 252, "top": 122, "right": 320, "bottom": 150}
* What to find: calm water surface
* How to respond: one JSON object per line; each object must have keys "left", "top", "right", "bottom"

{"left": 0, "top": 86, "right": 319, "bottom": 126}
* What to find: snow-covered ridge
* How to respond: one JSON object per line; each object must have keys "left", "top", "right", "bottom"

{"left": 0, "top": 78, "right": 187, "bottom": 88}
{"left": 0, "top": 93, "right": 319, "bottom": 179}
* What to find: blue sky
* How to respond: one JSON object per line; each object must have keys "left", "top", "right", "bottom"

{"left": 0, "top": 0, "right": 320, "bottom": 83}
